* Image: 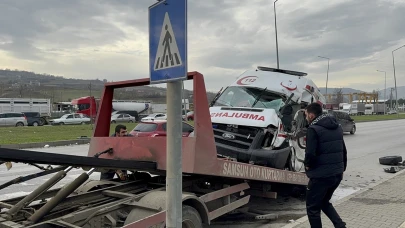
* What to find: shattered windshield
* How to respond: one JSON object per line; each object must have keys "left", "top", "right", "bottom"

{"left": 212, "top": 86, "right": 285, "bottom": 112}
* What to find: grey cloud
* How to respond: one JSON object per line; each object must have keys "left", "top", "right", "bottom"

{"left": 195, "top": 0, "right": 405, "bottom": 84}
{"left": 0, "top": 0, "right": 127, "bottom": 59}
{"left": 0, "top": 0, "right": 404, "bottom": 92}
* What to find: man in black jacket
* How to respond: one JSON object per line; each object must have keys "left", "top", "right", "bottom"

{"left": 304, "top": 103, "right": 347, "bottom": 228}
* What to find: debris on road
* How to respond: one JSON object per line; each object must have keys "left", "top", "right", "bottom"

{"left": 379, "top": 156, "right": 405, "bottom": 173}
{"left": 384, "top": 166, "right": 405, "bottom": 173}
{"left": 379, "top": 155, "right": 402, "bottom": 165}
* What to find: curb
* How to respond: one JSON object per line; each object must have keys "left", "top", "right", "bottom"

{"left": 0, "top": 138, "right": 90, "bottom": 149}
{"left": 281, "top": 168, "right": 405, "bottom": 228}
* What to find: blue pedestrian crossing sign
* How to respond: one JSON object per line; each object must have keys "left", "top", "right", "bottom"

{"left": 149, "top": 0, "right": 187, "bottom": 84}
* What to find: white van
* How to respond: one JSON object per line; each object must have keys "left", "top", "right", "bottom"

{"left": 209, "top": 66, "right": 325, "bottom": 172}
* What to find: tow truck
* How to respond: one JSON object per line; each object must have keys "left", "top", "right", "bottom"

{"left": 0, "top": 71, "right": 311, "bottom": 227}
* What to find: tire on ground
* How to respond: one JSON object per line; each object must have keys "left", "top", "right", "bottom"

{"left": 379, "top": 156, "right": 402, "bottom": 165}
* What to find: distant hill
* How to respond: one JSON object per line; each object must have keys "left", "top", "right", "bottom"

{"left": 0, "top": 69, "right": 216, "bottom": 103}
{"left": 319, "top": 86, "right": 405, "bottom": 101}
{"left": 318, "top": 87, "right": 365, "bottom": 95}
{"left": 378, "top": 86, "right": 405, "bottom": 100}
{"left": 0, "top": 68, "right": 401, "bottom": 104}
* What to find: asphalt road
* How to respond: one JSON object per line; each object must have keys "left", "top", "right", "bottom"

{"left": 0, "top": 119, "right": 404, "bottom": 227}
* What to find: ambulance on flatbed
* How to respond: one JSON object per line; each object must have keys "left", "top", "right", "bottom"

{"left": 209, "top": 66, "right": 325, "bottom": 173}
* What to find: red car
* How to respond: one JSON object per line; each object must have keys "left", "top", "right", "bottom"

{"left": 130, "top": 120, "right": 194, "bottom": 137}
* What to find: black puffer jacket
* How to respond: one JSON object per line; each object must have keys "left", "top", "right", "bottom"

{"left": 304, "top": 114, "right": 347, "bottom": 179}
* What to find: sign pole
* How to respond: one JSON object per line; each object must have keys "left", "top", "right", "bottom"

{"left": 166, "top": 81, "right": 183, "bottom": 227}
{"left": 149, "top": 0, "right": 187, "bottom": 226}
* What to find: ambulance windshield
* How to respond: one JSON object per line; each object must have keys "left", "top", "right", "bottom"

{"left": 212, "top": 86, "right": 285, "bottom": 111}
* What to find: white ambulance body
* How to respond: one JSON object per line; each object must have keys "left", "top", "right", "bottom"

{"left": 209, "top": 66, "right": 325, "bottom": 172}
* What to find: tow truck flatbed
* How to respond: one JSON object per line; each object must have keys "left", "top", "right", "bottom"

{"left": 0, "top": 71, "right": 309, "bottom": 227}
{"left": 0, "top": 147, "right": 157, "bottom": 172}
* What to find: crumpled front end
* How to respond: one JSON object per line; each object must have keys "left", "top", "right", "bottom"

{"left": 210, "top": 107, "right": 290, "bottom": 169}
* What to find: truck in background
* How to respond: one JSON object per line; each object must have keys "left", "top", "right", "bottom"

{"left": 325, "top": 103, "right": 339, "bottom": 110}
{"left": 0, "top": 98, "right": 51, "bottom": 116}
{"left": 71, "top": 96, "right": 151, "bottom": 119}
{"left": 356, "top": 103, "right": 366, "bottom": 115}
{"left": 341, "top": 103, "right": 352, "bottom": 114}
{"left": 365, "top": 104, "right": 373, "bottom": 115}
{"left": 349, "top": 103, "right": 358, "bottom": 115}
{"left": 373, "top": 104, "right": 387, "bottom": 115}
{"left": 365, "top": 103, "right": 387, "bottom": 115}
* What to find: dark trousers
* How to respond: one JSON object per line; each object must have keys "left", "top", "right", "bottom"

{"left": 306, "top": 173, "right": 346, "bottom": 228}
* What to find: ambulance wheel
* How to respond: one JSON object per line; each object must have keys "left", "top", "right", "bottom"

{"left": 285, "top": 150, "right": 295, "bottom": 172}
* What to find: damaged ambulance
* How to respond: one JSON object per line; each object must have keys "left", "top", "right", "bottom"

{"left": 209, "top": 66, "right": 326, "bottom": 173}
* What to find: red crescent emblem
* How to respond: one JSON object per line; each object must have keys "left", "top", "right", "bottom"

{"left": 280, "top": 81, "right": 297, "bottom": 91}
{"left": 236, "top": 76, "right": 258, "bottom": 85}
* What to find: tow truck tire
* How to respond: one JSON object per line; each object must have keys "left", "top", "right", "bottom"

{"left": 379, "top": 156, "right": 402, "bottom": 165}
{"left": 182, "top": 205, "right": 203, "bottom": 228}
{"left": 124, "top": 205, "right": 202, "bottom": 227}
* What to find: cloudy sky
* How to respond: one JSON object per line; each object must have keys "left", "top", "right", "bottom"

{"left": 0, "top": 0, "right": 404, "bottom": 93}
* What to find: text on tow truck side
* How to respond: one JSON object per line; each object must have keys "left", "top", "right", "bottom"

{"left": 208, "top": 66, "right": 326, "bottom": 173}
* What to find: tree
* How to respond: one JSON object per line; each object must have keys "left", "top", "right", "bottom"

{"left": 0, "top": 83, "right": 4, "bottom": 96}
{"left": 333, "top": 88, "right": 344, "bottom": 104}
{"left": 18, "top": 84, "right": 25, "bottom": 98}
{"left": 371, "top": 89, "right": 380, "bottom": 102}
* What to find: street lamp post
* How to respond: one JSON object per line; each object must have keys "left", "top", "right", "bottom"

{"left": 274, "top": 0, "right": 279, "bottom": 69}
{"left": 392, "top": 44, "right": 404, "bottom": 116}
{"left": 377, "top": 70, "right": 387, "bottom": 115}
{"left": 318, "top": 56, "right": 330, "bottom": 101}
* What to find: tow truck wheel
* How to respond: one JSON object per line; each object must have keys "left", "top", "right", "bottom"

{"left": 182, "top": 205, "right": 203, "bottom": 228}
{"left": 124, "top": 205, "right": 202, "bottom": 228}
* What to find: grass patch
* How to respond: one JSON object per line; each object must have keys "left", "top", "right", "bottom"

{"left": 352, "top": 114, "right": 405, "bottom": 122}
{"left": 0, "top": 123, "right": 137, "bottom": 145}
{"left": 0, "top": 121, "right": 195, "bottom": 145}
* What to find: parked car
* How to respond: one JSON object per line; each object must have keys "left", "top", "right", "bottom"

{"left": 112, "top": 110, "right": 140, "bottom": 122}
{"left": 50, "top": 113, "right": 91, "bottom": 125}
{"left": 129, "top": 120, "right": 194, "bottom": 137}
{"left": 141, "top": 113, "right": 167, "bottom": 122}
{"left": 387, "top": 110, "right": 397, "bottom": 115}
{"left": 327, "top": 110, "right": 356, "bottom": 134}
{"left": 111, "top": 113, "right": 136, "bottom": 123}
{"left": 0, "top": 112, "right": 28, "bottom": 127}
{"left": 182, "top": 111, "right": 194, "bottom": 121}
{"left": 22, "top": 112, "right": 46, "bottom": 126}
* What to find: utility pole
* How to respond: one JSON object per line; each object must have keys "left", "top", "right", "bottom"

{"left": 318, "top": 56, "right": 330, "bottom": 101}
{"left": 390, "top": 88, "right": 394, "bottom": 110}
{"left": 392, "top": 44, "right": 404, "bottom": 116}
{"left": 377, "top": 70, "right": 387, "bottom": 115}
{"left": 182, "top": 81, "right": 187, "bottom": 120}
{"left": 88, "top": 82, "right": 93, "bottom": 130}
{"left": 274, "top": 0, "right": 279, "bottom": 69}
